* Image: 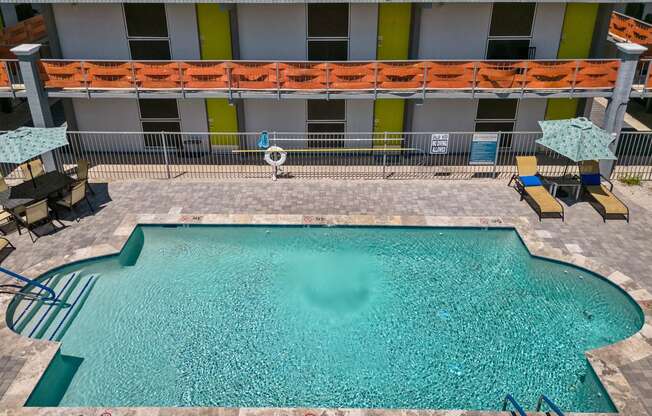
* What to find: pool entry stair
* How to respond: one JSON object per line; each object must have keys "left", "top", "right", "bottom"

{"left": 8, "top": 270, "right": 97, "bottom": 342}
{"left": 502, "top": 394, "right": 565, "bottom": 415}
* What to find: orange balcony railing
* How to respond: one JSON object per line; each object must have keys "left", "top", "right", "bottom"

{"left": 37, "top": 59, "right": 620, "bottom": 94}
{"left": 0, "top": 15, "right": 47, "bottom": 58}
{"left": 609, "top": 11, "right": 652, "bottom": 56}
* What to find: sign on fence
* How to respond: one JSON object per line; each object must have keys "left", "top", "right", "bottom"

{"left": 469, "top": 133, "right": 499, "bottom": 165}
{"left": 430, "top": 133, "right": 449, "bottom": 155}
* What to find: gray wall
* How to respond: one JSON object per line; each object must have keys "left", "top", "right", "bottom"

{"left": 418, "top": 4, "right": 491, "bottom": 59}
{"left": 244, "top": 100, "right": 307, "bottom": 133}
{"left": 237, "top": 5, "right": 307, "bottom": 60}
{"left": 167, "top": 4, "right": 201, "bottom": 60}
{"left": 346, "top": 100, "right": 374, "bottom": 132}
{"left": 73, "top": 99, "right": 143, "bottom": 151}
{"left": 53, "top": 4, "right": 129, "bottom": 59}
{"left": 411, "top": 99, "right": 478, "bottom": 132}
{"left": 349, "top": 4, "right": 378, "bottom": 60}
{"left": 178, "top": 100, "right": 209, "bottom": 132}
{"left": 530, "top": 3, "right": 566, "bottom": 59}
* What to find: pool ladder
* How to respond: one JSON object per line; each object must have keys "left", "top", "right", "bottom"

{"left": 502, "top": 394, "right": 565, "bottom": 415}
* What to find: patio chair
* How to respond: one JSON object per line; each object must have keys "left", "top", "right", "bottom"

{"left": 19, "top": 159, "right": 44, "bottom": 181}
{"left": 53, "top": 181, "right": 94, "bottom": 221}
{"left": 0, "top": 236, "right": 14, "bottom": 251}
{"left": 75, "top": 159, "right": 95, "bottom": 195}
{"left": 579, "top": 160, "right": 629, "bottom": 222}
{"left": 16, "top": 199, "right": 61, "bottom": 243}
{"left": 509, "top": 156, "right": 564, "bottom": 221}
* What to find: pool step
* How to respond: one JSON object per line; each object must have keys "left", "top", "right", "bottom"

{"left": 10, "top": 271, "right": 97, "bottom": 341}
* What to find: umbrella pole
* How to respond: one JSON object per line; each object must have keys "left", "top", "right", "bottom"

{"left": 28, "top": 164, "right": 37, "bottom": 188}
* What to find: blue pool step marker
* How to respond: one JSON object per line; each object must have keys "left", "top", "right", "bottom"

{"left": 8, "top": 271, "right": 97, "bottom": 341}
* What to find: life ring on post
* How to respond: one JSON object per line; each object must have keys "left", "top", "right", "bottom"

{"left": 264, "top": 146, "right": 287, "bottom": 167}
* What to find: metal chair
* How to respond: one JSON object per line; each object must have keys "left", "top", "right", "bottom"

{"left": 16, "top": 199, "right": 61, "bottom": 243}
{"left": 54, "top": 181, "right": 94, "bottom": 221}
{"left": 19, "top": 159, "right": 44, "bottom": 181}
{"left": 75, "top": 159, "right": 95, "bottom": 195}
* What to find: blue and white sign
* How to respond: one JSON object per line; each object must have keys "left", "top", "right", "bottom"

{"left": 469, "top": 133, "right": 498, "bottom": 165}
{"left": 429, "top": 133, "right": 449, "bottom": 155}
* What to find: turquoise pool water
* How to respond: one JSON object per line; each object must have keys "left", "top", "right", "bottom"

{"left": 23, "top": 225, "right": 643, "bottom": 411}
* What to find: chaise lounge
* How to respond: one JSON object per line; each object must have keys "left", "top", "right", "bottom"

{"left": 509, "top": 156, "right": 564, "bottom": 221}
{"left": 579, "top": 160, "right": 629, "bottom": 222}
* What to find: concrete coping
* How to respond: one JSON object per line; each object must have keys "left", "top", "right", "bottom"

{"left": 1, "top": 213, "right": 651, "bottom": 416}
{"left": 615, "top": 42, "right": 649, "bottom": 57}
{"left": 9, "top": 44, "right": 42, "bottom": 57}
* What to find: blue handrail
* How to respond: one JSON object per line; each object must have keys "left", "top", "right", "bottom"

{"left": 536, "top": 395, "right": 565, "bottom": 416}
{"left": 0, "top": 266, "right": 56, "bottom": 301}
{"left": 502, "top": 394, "right": 527, "bottom": 416}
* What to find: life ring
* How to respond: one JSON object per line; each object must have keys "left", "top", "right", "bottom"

{"left": 264, "top": 146, "right": 287, "bottom": 167}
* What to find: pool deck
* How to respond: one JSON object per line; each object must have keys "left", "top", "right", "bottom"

{"left": 0, "top": 178, "right": 652, "bottom": 416}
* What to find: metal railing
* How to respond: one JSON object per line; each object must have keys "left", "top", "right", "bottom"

{"left": 1, "top": 130, "right": 649, "bottom": 182}
{"left": 609, "top": 11, "right": 652, "bottom": 54}
{"left": 502, "top": 394, "right": 527, "bottom": 416}
{"left": 536, "top": 395, "right": 565, "bottom": 416}
{"left": 36, "top": 58, "right": 620, "bottom": 96}
{"left": 0, "top": 59, "right": 24, "bottom": 95}
{"left": 0, "top": 266, "right": 56, "bottom": 301}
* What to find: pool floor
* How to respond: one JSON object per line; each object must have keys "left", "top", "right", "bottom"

{"left": 22, "top": 225, "right": 643, "bottom": 411}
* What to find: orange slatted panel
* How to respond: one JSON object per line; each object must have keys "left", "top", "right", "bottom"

{"left": 524, "top": 61, "right": 575, "bottom": 89}
{"left": 40, "top": 61, "right": 85, "bottom": 88}
{"left": 182, "top": 62, "right": 229, "bottom": 89}
{"left": 134, "top": 62, "right": 182, "bottom": 89}
{"left": 475, "top": 62, "right": 525, "bottom": 89}
{"left": 378, "top": 62, "right": 423, "bottom": 90}
{"left": 85, "top": 62, "right": 133, "bottom": 89}
{"left": 0, "top": 62, "right": 10, "bottom": 88}
{"left": 280, "top": 63, "right": 325, "bottom": 90}
{"left": 231, "top": 62, "right": 277, "bottom": 89}
{"left": 424, "top": 61, "right": 474, "bottom": 89}
{"left": 575, "top": 61, "right": 619, "bottom": 89}
{"left": 327, "top": 63, "right": 375, "bottom": 90}
{"left": 609, "top": 13, "right": 630, "bottom": 40}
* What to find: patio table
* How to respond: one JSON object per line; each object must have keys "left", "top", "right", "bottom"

{"left": 544, "top": 175, "right": 582, "bottom": 200}
{"left": 0, "top": 171, "right": 73, "bottom": 211}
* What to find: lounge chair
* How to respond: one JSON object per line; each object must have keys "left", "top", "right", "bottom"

{"left": 0, "top": 237, "right": 14, "bottom": 251}
{"left": 54, "top": 181, "right": 94, "bottom": 221}
{"left": 75, "top": 159, "right": 95, "bottom": 195}
{"left": 16, "top": 199, "right": 61, "bottom": 243}
{"left": 509, "top": 156, "right": 564, "bottom": 221}
{"left": 579, "top": 161, "right": 629, "bottom": 222}
{"left": 0, "top": 176, "right": 15, "bottom": 235}
{"left": 19, "top": 159, "right": 44, "bottom": 180}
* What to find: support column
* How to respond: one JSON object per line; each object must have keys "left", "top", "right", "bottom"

{"left": 10, "top": 43, "right": 56, "bottom": 171}
{"left": 601, "top": 42, "right": 647, "bottom": 175}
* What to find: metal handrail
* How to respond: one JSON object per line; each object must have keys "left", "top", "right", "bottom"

{"left": 502, "top": 394, "right": 527, "bottom": 416}
{"left": 536, "top": 395, "right": 565, "bottom": 416}
{"left": 0, "top": 266, "right": 56, "bottom": 301}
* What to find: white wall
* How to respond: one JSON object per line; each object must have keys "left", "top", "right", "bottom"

{"left": 244, "top": 99, "right": 307, "bottom": 133}
{"left": 167, "top": 4, "right": 201, "bottom": 60}
{"left": 346, "top": 100, "right": 374, "bottom": 132}
{"left": 530, "top": 3, "right": 566, "bottom": 59}
{"left": 418, "top": 4, "right": 491, "bottom": 59}
{"left": 515, "top": 100, "right": 547, "bottom": 132}
{"left": 53, "top": 4, "right": 129, "bottom": 59}
{"left": 349, "top": 4, "right": 378, "bottom": 60}
{"left": 411, "top": 99, "right": 478, "bottom": 132}
{"left": 178, "top": 100, "right": 209, "bottom": 132}
{"left": 237, "top": 5, "right": 307, "bottom": 60}
{"left": 73, "top": 99, "right": 143, "bottom": 151}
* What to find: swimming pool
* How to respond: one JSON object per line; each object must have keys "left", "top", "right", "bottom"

{"left": 13, "top": 225, "right": 643, "bottom": 412}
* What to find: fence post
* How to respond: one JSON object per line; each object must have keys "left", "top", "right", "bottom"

{"left": 493, "top": 132, "right": 502, "bottom": 178}
{"left": 382, "top": 131, "right": 388, "bottom": 178}
{"left": 10, "top": 43, "right": 56, "bottom": 172}
{"left": 602, "top": 42, "right": 648, "bottom": 177}
{"left": 160, "top": 131, "right": 171, "bottom": 179}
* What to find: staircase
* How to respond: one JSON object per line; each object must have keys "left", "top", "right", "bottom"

{"left": 9, "top": 271, "right": 97, "bottom": 342}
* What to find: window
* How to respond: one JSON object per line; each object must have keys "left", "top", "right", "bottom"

{"left": 475, "top": 99, "right": 518, "bottom": 147}
{"left": 486, "top": 3, "right": 535, "bottom": 60}
{"left": 307, "top": 4, "right": 349, "bottom": 61}
{"left": 307, "top": 100, "right": 346, "bottom": 147}
{"left": 138, "top": 99, "right": 181, "bottom": 148}
{"left": 124, "top": 4, "right": 171, "bottom": 60}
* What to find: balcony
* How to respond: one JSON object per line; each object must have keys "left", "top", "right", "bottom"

{"left": 0, "top": 58, "right": 622, "bottom": 100}
{"left": 0, "top": 15, "right": 47, "bottom": 58}
{"left": 608, "top": 11, "right": 652, "bottom": 57}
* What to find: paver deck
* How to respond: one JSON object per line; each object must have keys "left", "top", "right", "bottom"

{"left": 0, "top": 178, "right": 651, "bottom": 415}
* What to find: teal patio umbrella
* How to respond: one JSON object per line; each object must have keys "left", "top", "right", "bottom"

{"left": 0, "top": 126, "right": 68, "bottom": 164}
{"left": 536, "top": 117, "right": 617, "bottom": 163}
